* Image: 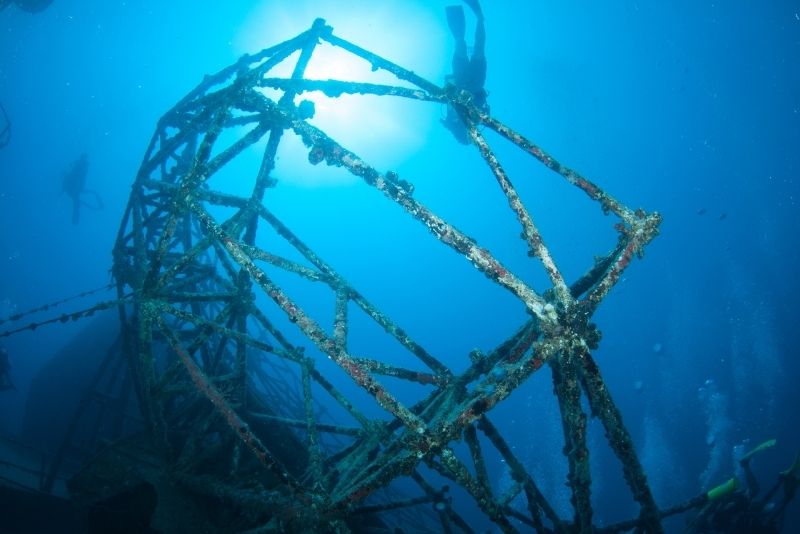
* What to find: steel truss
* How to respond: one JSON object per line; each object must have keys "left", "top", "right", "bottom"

{"left": 108, "top": 18, "right": 665, "bottom": 533}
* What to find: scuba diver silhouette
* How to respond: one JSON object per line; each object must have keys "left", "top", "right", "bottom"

{"left": 686, "top": 439, "right": 800, "bottom": 533}
{"left": 442, "top": 0, "right": 488, "bottom": 144}
{"left": 62, "top": 152, "right": 103, "bottom": 225}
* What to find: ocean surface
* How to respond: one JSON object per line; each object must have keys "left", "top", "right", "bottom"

{"left": 0, "top": 1, "right": 798, "bottom": 532}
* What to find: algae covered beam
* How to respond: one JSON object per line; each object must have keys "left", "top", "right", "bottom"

{"left": 97, "top": 14, "right": 666, "bottom": 531}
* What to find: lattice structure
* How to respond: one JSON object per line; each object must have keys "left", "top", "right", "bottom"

{"left": 110, "top": 18, "right": 664, "bottom": 532}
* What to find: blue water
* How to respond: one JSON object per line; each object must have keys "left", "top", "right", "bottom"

{"left": 1, "top": 1, "right": 798, "bottom": 531}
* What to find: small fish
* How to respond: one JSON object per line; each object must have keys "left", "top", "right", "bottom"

{"left": 10, "top": 0, "right": 54, "bottom": 14}
{"left": 718, "top": 213, "right": 727, "bottom": 220}
{"left": 696, "top": 208, "right": 707, "bottom": 215}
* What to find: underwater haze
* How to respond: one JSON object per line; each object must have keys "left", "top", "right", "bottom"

{"left": 1, "top": 0, "right": 799, "bottom": 532}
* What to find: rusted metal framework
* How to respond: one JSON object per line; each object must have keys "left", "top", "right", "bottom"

{"left": 108, "top": 18, "right": 664, "bottom": 533}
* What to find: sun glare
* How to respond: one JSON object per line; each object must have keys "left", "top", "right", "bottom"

{"left": 234, "top": 1, "right": 448, "bottom": 187}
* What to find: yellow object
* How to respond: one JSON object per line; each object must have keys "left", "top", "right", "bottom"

{"left": 740, "top": 438, "right": 777, "bottom": 464}
{"left": 707, "top": 477, "right": 739, "bottom": 501}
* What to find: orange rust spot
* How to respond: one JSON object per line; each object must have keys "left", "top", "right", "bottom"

{"left": 577, "top": 178, "right": 599, "bottom": 198}
{"left": 617, "top": 248, "right": 633, "bottom": 270}
{"left": 491, "top": 260, "right": 508, "bottom": 279}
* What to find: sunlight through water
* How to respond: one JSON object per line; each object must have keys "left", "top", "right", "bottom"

{"left": 234, "top": 0, "right": 449, "bottom": 187}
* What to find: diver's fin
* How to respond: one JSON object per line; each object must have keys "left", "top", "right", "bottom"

{"left": 82, "top": 189, "right": 105, "bottom": 210}
{"left": 740, "top": 438, "right": 777, "bottom": 464}
{"left": 706, "top": 477, "right": 739, "bottom": 501}
{"left": 462, "top": 0, "right": 483, "bottom": 18}
{"left": 780, "top": 451, "right": 800, "bottom": 501}
{"left": 781, "top": 451, "right": 800, "bottom": 480}
{"left": 446, "top": 5, "right": 466, "bottom": 41}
